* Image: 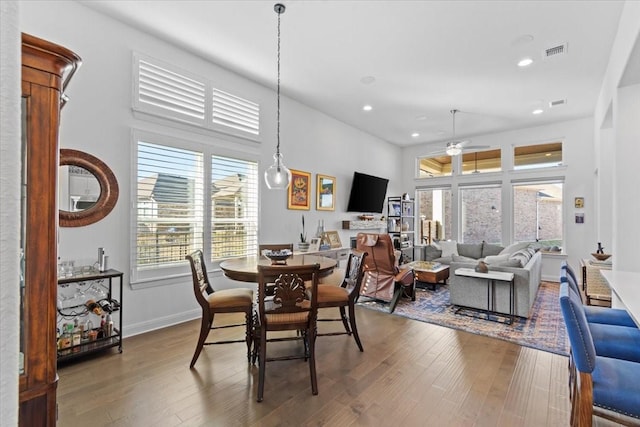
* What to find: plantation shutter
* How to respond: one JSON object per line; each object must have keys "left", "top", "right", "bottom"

{"left": 136, "top": 142, "right": 204, "bottom": 269}
{"left": 136, "top": 57, "right": 206, "bottom": 125}
{"left": 211, "top": 155, "right": 259, "bottom": 260}
{"left": 212, "top": 89, "right": 260, "bottom": 136}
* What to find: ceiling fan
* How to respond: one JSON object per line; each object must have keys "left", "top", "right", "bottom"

{"left": 425, "top": 109, "right": 489, "bottom": 156}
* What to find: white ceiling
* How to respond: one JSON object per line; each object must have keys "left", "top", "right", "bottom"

{"left": 79, "top": 0, "right": 627, "bottom": 147}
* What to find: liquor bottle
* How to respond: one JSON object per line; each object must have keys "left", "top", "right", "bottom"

{"left": 105, "top": 313, "right": 114, "bottom": 338}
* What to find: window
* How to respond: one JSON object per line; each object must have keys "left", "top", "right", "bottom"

{"left": 513, "top": 181, "right": 563, "bottom": 250}
{"left": 134, "top": 135, "right": 259, "bottom": 283}
{"left": 461, "top": 149, "right": 501, "bottom": 174}
{"left": 136, "top": 142, "right": 204, "bottom": 269}
{"left": 460, "top": 186, "right": 502, "bottom": 244}
{"left": 418, "top": 155, "right": 453, "bottom": 178}
{"left": 416, "top": 187, "right": 452, "bottom": 243}
{"left": 133, "top": 53, "right": 260, "bottom": 140}
{"left": 514, "top": 142, "right": 562, "bottom": 170}
{"left": 210, "top": 155, "right": 258, "bottom": 259}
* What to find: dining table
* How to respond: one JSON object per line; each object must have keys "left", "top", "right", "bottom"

{"left": 219, "top": 253, "right": 338, "bottom": 283}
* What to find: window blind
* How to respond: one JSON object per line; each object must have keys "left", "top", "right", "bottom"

{"left": 134, "top": 53, "right": 260, "bottom": 140}
{"left": 212, "top": 89, "right": 259, "bottom": 136}
{"left": 137, "top": 59, "right": 206, "bottom": 124}
{"left": 136, "top": 141, "right": 204, "bottom": 268}
{"left": 211, "top": 155, "right": 259, "bottom": 260}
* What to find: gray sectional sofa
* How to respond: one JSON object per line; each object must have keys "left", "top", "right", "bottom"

{"left": 424, "top": 241, "right": 543, "bottom": 318}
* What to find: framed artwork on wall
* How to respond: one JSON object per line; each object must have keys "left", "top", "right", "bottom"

{"left": 574, "top": 197, "right": 584, "bottom": 208}
{"left": 316, "top": 174, "right": 335, "bottom": 211}
{"left": 287, "top": 169, "right": 311, "bottom": 210}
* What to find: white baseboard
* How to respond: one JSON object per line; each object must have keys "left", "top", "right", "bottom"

{"left": 542, "top": 274, "right": 560, "bottom": 283}
{"left": 123, "top": 308, "right": 200, "bottom": 338}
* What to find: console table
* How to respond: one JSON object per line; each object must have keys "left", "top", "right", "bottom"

{"left": 454, "top": 268, "right": 515, "bottom": 324}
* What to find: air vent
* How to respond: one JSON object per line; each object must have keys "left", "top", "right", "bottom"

{"left": 543, "top": 43, "right": 568, "bottom": 60}
{"left": 549, "top": 99, "right": 567, "bottom": 108}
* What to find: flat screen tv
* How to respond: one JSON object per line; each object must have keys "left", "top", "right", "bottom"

{"left": 346, "top": 171, "right": 389, "bottom": 213}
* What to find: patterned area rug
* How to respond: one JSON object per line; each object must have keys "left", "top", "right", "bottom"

{"left": 358, "top": 281, "right": 569, "bottom": 356}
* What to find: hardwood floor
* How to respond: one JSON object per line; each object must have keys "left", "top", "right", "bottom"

{"left": 58, "top": 307, "right": 573, "bottom": 426}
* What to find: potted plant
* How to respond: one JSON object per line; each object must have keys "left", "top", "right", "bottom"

{"left": 298, "top": 215, "right": 310, "bottom": 252}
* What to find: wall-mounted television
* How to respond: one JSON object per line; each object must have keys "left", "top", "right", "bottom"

{"left": 346, "top": 171, "right": 389, "bottom": 213}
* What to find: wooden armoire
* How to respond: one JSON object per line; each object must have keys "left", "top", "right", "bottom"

{"left": 20, "top": 33, "right": 81, "bottom": 426}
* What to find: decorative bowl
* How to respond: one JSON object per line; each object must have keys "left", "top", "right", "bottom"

{"left": 591, "top": 253, "right": 611, "bottom": 261}
{"left": 264, "top": 249, "right": 292, "bottom": 264}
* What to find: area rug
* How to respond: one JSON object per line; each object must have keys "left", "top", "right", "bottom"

{"left": 358, "top": 281, "right": 569, "bottom": 356}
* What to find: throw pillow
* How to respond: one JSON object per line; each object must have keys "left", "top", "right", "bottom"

{"left": 452, "top": 254, "right": 477, "bottom": 263}
{"left": 483, "top": 254, "right": 510, "bottom": 265}
{"left": 424, "top": 245, "right": 443, "bottom": 261}
{"left": 457, "top": 243, "right": 483, "bottom": 259}
{"left": 482, "top": 243, "right": 504, "bottom": 257}
{"left": 435, "top": 240, "right": 458, "bottom": 258}
{"left": 499, "top": 241, "right": 531, "bottom": 256}
{"left": 509, "top": 247, "right": 533, "bottom": 267}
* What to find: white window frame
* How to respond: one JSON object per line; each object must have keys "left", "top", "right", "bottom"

{"left": 130, "top": 129, "right": 260, "bottom": 288}
{"left": 132, "top": 52, "right": 261, "bottom": 142}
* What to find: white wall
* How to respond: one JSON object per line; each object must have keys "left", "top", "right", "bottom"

{"left": 0, "top": 2, "right": 20, "bottom": 424}
{"left": 401, "top": 117, "right": 597, "bottom": 273}
{"left": 20, "top": 0, "right": 401, "bottom": 336}
{"left": 593, "top": 0, "right": 640, "bottom": 276}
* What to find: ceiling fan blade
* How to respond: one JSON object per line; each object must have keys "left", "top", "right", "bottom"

{"left": 423, "top": 149, "right": 447, "bottom": 156}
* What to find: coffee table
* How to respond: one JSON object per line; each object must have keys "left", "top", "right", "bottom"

{"left": 405, "top": 261, "right": 450, "bottom": 291}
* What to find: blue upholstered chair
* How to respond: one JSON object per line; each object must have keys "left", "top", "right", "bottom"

{"left": 559, "top": 282, "right": 640, "bottom": 426}
{"left": 561, "top": 262, "right": 637, "bottom": 328}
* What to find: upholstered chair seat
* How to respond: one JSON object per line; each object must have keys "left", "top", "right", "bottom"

{"left": 207, "top": 289, "right": 254, "bottom": 309}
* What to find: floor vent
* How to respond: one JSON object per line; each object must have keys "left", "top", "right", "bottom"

{"left": 543, "top": 43, "right": 568, "bottom": 60}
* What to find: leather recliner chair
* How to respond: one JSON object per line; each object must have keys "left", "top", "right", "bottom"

{"left": 356, "top": 233, "right": 414, "bottom": 312}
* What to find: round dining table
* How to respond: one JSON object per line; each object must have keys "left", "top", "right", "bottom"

{"left": 219, "top": 254, "right": 337, "bottom": 283}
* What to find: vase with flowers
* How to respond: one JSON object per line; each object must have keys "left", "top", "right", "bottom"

{"left": 298, "top": 215, "right": 310, "bottom": 252}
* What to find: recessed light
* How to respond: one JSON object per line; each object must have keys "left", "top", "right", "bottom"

{"left": 411, "top": 132, "right": 420, "bottom": 138}
{"left": 532, "top": 109, "right": 544, "bottom": 115}
{"left": 363, "top": 105, "right": 373, "bottom": 112}
{"left": 518, "top": 57, "right": 533, "bottom": 67}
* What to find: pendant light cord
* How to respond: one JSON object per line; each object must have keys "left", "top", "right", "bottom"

{"left": 276, "top": 4, "right": 284, "bottom": 160}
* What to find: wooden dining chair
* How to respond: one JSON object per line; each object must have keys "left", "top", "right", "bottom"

{"left": 254, "top": 263, "right": 321, "bottom": 402}
{"left": 307, "top": 250, "right": 368, "bottom": 351}
{"left": 185, "top": 250, "right": 254, "bottom": 368}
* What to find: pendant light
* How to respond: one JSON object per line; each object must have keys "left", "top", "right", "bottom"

{"left": 264, "top": 3, "right": 292, "bottom": 190}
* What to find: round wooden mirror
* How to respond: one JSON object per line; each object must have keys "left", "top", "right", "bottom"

{"left": 59, "top": 149, "right": 119, "bottom": 227}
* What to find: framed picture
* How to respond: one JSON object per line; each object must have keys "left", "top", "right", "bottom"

{"left": 323, "top": 230, "right": 342, "bottom": 249}
{"left": 287, "top": 169, "right": 311, "bottom": 210}
{"left": 389, "top": 201, "right": 401, "bottom": 216}
{"left": 574, "top": 197, "right": 584, "bottom": 209}
{"left": 316, "top": 174, "right": 336, "bottom": 211}
{"left": 308, "top": 237, "right": 321, "bottom": 252}
{"left": 575, "top": 213, "right": 585, "bottom": 224}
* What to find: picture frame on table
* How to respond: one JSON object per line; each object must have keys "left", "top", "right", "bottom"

{"left": 316, "top": 174, "right": 336, "bottom": 211}
{"left": 287, "top": 169, "right": 311, "bottom": 210}
{"left": 308, "top": 237, "right": 321, "bottom": 252}
{"left": 323, "top": 230, "right": 342, "bottom": 249}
